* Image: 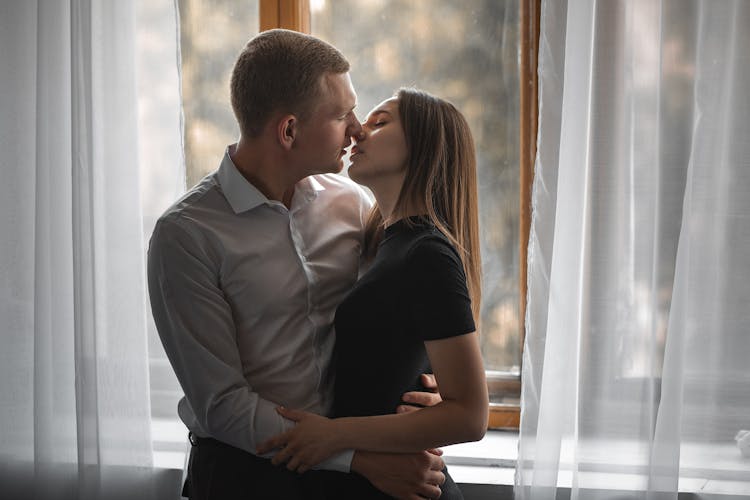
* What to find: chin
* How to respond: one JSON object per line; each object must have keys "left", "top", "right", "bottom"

{"left": 347, "top": 164, "right": 360, "bottom": 181}
{"left": 347, "top": 168, "right": 371, "bottom": 188}
{"left": 317, "top": 161, "right": 345, "bottom": 175}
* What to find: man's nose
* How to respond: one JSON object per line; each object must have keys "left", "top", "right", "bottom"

{"left": 348, "top": 120, "right": 364, "bottom": 140}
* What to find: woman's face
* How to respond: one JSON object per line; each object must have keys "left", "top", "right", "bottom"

{"left": 347, "top": 97, "right": 408, "bottom": 189}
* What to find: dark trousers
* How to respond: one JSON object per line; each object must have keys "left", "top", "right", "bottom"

{"left": 303, "top": 468, "right": 463, "bottom": 500}
{"left": 183, "top": 433, "right": 307, "bottom": 500}
{"left": 183, "top": 433, "right": 463, "bottom": 500}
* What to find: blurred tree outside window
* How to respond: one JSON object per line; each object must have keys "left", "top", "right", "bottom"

{"left": 179, "top": 0, "right": 260, "bottom": 188}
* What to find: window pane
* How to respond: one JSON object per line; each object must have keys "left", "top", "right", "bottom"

{"left": 178, "top": 0, "right": 259, "bottom": 187}
{"left": 312, "top": 0, "right": 521, "bottom": 375}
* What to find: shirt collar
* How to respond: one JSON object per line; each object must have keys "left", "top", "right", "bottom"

{"left": 217, "top": 146, "right": 328, "bottom": 214}
{"left": 296, "top": 175, "right": 326, "bottom": 202}
{"left": 217, "top": 147, "right": 269, "bottom": 214}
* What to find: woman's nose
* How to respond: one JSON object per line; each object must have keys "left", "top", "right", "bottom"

{"left": 352, "top": 124, "right": 367, "bottom": 142}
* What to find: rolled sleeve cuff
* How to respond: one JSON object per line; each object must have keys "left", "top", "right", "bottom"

{"left": 314, "top": 448, "right": 354, "bottom": 473}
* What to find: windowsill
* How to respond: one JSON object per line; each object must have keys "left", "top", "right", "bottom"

{"left": 152, "top": 418, "right": 191, "bottom": 470}
{"left": 442, "top": 429, "right": 519, "bottom": 485}
{"left": 443, "top": 431, "right": 750, "bottom": 498}
{"left": 152, "top": 421, "right": 750, "bottom": 498}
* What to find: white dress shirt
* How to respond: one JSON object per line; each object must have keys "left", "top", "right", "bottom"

{"left": 147, "top": 148, "right": 373, "bottom": 472}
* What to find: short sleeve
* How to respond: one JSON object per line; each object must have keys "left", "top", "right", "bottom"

{"left": 405, "top": 236, "right": 476, "bottom": 341}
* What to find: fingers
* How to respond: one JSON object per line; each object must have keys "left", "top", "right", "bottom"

{"left": 285, "top": 452, "right": 304, "bottom": 473}
{"left": 272, "top": 446, "right": 314, "bottom": 474}
{"left": 396, "top": 404, "right": 419, "bottom": 414}
{"left": 270, "top": 444, "right": 292, "bottom": 466}
{"left": 275, "top": 406, "right": 304, "bottom": 421}
{"left": 420, "top": 373, "right": 438, "bottom": 390}
{"left": 411, "top": 468, "right": 445, "bottom": 499}
{"left": 416, "top": 480, "right": 443, "bottom": 499}
{"left": 426, "top": 448, "right": 444, "bottom": 457}
{"left": 398, "top": 377, "right": 441, "bottom": 413}
{"left": 256, "top": 432, "right": 288, "bottom": 455}
{"left": 426, "top": 468, "right": 446, "bottom": 486}
{"left": 426, "top": 452, "right": 445, "bottom": 471}
{"left": 401, "top": 390, "right": 442, "bottom": 408}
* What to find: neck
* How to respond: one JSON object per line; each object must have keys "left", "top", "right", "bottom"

{"left": 229, "top": 139, "right": 302, "bottom": 206}
{"left": 369, "top": 181, "right": 427, "bottom": 228}
{"left": 366, "top": 178, "right": 400, "bottom": 227}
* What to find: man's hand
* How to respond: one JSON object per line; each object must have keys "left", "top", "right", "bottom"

{"left": 397, "top": 373, "right": 443, "bottom": 414}
{"left": 351, "top": 449, "right": 446, "bottom": 500}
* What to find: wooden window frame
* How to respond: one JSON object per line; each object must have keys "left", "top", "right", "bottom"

{"left": 260, "top": 0, "right": 309, "bottom": 32}
{"left": 260, "top": 0, "right": 541, "bottom": 431}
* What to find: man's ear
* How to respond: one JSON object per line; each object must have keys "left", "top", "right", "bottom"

{"left": 276, "top": 114, "right": 297, "bottom": 151}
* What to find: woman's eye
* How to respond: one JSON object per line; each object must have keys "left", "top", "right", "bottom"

{"left": 373, "top": 121, "right": 385, "bottom": 127}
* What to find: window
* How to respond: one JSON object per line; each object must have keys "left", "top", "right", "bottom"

{"left": 152, "top": 3, "right": 541, "bottom": 466}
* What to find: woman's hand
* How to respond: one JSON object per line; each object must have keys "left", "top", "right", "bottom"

{"left": 256, "top": 407, "right": 344, "bottom": 473}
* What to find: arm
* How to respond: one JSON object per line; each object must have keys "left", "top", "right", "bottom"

{"left": 147, "top": 217, "right": 297, "bottom": 455}
{"left": 259, "top": 333, "right": 488, "bottom": 470}
{"left": 344, "top": 332, "right": 489, "bottom": 451}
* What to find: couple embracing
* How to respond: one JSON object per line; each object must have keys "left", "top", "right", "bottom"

{"left": 148, "top": 28, "right": 488, "bottom": 500}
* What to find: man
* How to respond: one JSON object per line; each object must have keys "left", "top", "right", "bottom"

{"left": 147, "top": 29, "right": 445, "bottom": 499}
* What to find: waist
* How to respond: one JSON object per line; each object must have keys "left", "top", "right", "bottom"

{"left": 189, "top": 432, "right": 243, "bottom": 450}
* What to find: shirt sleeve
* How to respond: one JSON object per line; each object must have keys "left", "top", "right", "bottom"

{"left": 405, "top": 236, "right": 476, "bottom": 341}
{"left": 147, "top": 215, "right": 298, "bottom": 458}
{"left": 314, "top": 449, "right": 355, "bottom": 473}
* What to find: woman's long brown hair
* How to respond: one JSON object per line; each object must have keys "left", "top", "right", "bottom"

{"left": 363, "top": 88, "right": 482, "bottom": 323}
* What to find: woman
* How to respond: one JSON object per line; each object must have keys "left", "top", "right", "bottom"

{"left": 257, "top": 88, "right": 488, "bottom": 499}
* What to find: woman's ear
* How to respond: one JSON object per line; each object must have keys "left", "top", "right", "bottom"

{"left": 276, "top": 114, "right": 297, "bottom": 150}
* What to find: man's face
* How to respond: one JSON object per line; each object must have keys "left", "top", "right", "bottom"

{"left": 295, "top": 72, "right": 362, "bottom": 175}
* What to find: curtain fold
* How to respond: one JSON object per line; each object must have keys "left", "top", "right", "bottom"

{"left": 0, "top": 1, "right": 176, "bottom": 498}
{"left": 517, "top": 1, "right": 750, "bottom": 499}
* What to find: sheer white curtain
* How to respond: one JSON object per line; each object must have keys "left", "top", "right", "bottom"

{"left": 517, "top": 0, "right": 750, "bottom": 499}
{"left": 0, "top": 1, "right": 182, "bottom": 498}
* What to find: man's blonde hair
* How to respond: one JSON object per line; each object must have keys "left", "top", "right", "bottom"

{"left": 230, "top": 29, "right": 350, "bottom": 137}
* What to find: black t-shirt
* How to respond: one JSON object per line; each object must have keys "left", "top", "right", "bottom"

{"left": 316, "top": 217, "right": 474, "bottom": 500}
{"left": 333, "top": 216, "right": 475, "bottom": 418}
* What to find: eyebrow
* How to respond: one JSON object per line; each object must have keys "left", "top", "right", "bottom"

{"left": 337, "top": 103, "right": 357, "bottom": 117}
{"left": 370, "top": 109, "right": 392, "bottom": 118}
